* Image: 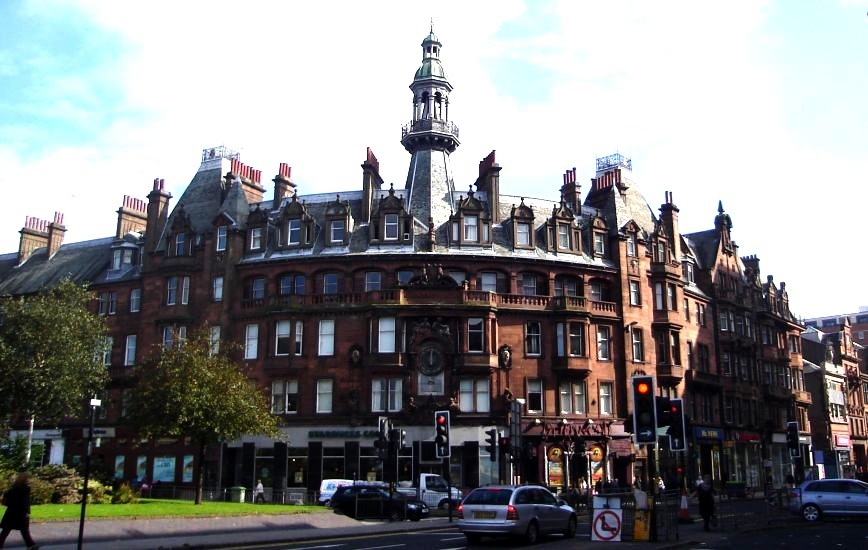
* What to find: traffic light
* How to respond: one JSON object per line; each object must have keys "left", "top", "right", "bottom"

{"left": 632, "top": 376, "right": 656, "bottom": 444}
{"left": 484, "top": 428, "right": 498, "bottom": 461}
{"left": 434, "top": 410, "right": 451, "bottom": 458}
{"left": 656, "top": 396, "right": 672, "bottom": 429}
{"left": 786, "top": 421, "right": 800, "bottom": 456}
{"left": 668, "top": 398, "right": 687, "bottom": 451}
{"left": 498, "top": 434, "right": 510, "bottom": 454}
{"left": 375, "top": 416, "right": 390, "bottom": 460}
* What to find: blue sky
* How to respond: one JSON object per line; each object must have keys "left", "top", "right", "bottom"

{"left": 0, "top": 0, "right": 866, "bottom": 319}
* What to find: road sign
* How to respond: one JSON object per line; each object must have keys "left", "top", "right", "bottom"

{"left": 591, "top": 509, "right": 623, "bottom": 542}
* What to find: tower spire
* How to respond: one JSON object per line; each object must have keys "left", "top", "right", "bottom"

{"left": 401, "top": 29, "right": 461, "bottom": 250}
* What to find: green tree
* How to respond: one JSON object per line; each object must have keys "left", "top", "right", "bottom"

{"left": 127, "top": 328, "right": 280, "bottom": 504}
{"left": 0, "top": 279, "right": 108, "bottom": 467}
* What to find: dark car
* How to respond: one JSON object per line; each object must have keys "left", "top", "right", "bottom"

{"left": 457, "top": 484, "right": 577, "bottom": 544}
{"left": 789, "top": 478, "right": 868, "bottom": 521}
{"left": 330, "top": 484, "right": 429, "bottom": 521}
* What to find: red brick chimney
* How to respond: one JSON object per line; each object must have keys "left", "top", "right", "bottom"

{"left": 230, "top": 159, "right": 266, "bottom": 204}
{"left": 273, "top": 163, "right": 296, "bottom": 207}
{"left": 46, "top": 212, "right": 66, "bottom": 258}
{"left": 361, "top": 148, "right": 383, "bottom": 223}
{"left": 474, "top": 151, "right": 502, "bottom": 223}
{"left": 145, "top": 178, "right": 172, "bottom": 254}
{"left": 17, "top": 216, "right": 49, "bottom": 265}
{"left": 116, "top": 195, "right": 148, "bottom": 238}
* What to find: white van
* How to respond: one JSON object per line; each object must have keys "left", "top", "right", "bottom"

{"left": 318, "top": 479, "right": 354, "bottom": 506}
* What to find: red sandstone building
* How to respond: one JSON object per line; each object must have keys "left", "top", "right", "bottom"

{"left": 0, "top": 30, "right": 809, "bottom": 499}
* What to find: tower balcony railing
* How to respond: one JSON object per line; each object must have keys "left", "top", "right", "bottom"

{"left": 402, "top": 119, "right": 460, "bottom": 138}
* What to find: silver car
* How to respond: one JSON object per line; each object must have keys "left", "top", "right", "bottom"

{"left": 457, "top": 485, "right": 577, "bottom": 544}
{"left": 789, "top": 478, "right": 868, "bottom": 521}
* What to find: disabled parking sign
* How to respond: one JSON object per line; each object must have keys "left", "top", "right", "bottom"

{"left": 591, "top": 508, "right": 623, "bottom": 542}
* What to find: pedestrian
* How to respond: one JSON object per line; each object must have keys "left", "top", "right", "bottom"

{"left": 695, "top": 475, "right": 715, "bottom": 532}
{"left": 0, "top": 472, "right": 39, "bottom": 549}
{"left": 254, "top": 480, "right": 265, "bottom": 504}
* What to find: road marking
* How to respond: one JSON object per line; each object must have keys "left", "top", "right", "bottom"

{"left": 356, "top": 545, "right": 405, "bottom": 550}
{"left": 293, "top": 545, "right": 345, "bottom": 550}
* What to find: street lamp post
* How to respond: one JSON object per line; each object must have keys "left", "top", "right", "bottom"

{"left": 77, "top": 397, "right": 101, "bottom": 550}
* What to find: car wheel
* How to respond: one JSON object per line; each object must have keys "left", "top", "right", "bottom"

{"left": 389, "top": 508, "right": 402, "bottom": 522}
{"left": 438, "top": 499, "right": 450, "bottom": 510}
{"left": 525, "top": 521, "right": 539, "bottom": 545}
{"left": 322, "top": 499, "right": 330, "bottom": 507}
{"left": 563, "top": 515, "right": 577, "bottom": 538}
{"left": 802, "top": 504, "right": 821, "bottom": 522}
{"left": 465, "top": 533, "right": 482, "bottom": 544}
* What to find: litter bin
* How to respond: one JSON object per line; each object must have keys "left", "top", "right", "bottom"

{"left": 228, "top": 486, "right": 246, "bottom": 503}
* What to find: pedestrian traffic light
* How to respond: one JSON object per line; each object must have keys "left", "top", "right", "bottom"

{"left": 786, "top": 421, "right": 800, "bottom": 455}
{"left": 668, "top": 398, "right": 687, "bottom": 452}
{"left": 632, "top": 376, "right": 656, "bottom": 444}
{"left": 484, "top": 428, "right": 498, "bottom": 461}
{"left": 434, "top": 410, "right": 451, "bottom": 458}
{"left": 390, "top": 428, "right": 406, "bottom": 452}
{"left": 656, "top": 396, "right": 672, "bottom": 429}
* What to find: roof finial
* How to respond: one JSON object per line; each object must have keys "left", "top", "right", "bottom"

{"left": 430, "top": 17, "right": 434, "bottom": 33}
{"left": 717, "top": 200, "right": 724, "bottom": 214}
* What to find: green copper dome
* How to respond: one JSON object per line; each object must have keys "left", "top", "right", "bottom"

{"left": 415, "top": 58, "right": 447, "bottom": 80}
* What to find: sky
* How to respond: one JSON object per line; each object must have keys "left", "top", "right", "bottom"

{"left": 0, "top": 0, "right": 866, "bottom": 320}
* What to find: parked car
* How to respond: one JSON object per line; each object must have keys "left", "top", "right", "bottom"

{"left": 318, "top": 479, "right": 354, "bottom": 506}
{"left": 457, "top": 484, "right": 577, "bottom": 544}
{"left": 330, "top": 484, "right": 429, "bottom": 521}
{"left": 789, "top": 478, "right": 868, "bottom": 521}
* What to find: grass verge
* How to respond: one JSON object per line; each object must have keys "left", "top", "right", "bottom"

{"left": 29, "top": 500, "right": 328, "bottom": 521}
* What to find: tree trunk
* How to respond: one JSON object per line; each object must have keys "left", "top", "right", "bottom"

{"left": 194, "top": 440, "right": 206, "bottom": 505}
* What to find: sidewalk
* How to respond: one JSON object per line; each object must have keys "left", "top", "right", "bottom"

{"left": 9, "top": 508, "right": 791, "bottom": 549}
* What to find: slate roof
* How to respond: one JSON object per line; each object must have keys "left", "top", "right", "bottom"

{"left": 156, "top": 166, "right": 227, "bottom": 252}
{"left": 0, "top": 237, "right": 113, "bottom": 296}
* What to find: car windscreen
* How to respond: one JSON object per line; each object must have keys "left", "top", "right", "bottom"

{"left": 463, "top": 488, "right": 513, "bottom": 505}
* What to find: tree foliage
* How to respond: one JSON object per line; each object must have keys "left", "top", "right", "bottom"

{"left": 0, "top": 279, "right": 108, "bottom": 427}
{"left": 127, "top": 328, "right": 280, "bottom": 503}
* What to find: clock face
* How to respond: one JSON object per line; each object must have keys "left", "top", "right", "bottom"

{"left": 418, "top": 345, "right": 444, "bottom": 375}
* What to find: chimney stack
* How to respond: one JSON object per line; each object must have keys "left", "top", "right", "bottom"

{"left": 560, "top": 167, "right": 581, "bottom": 215}
{"left": 273, "top": 163, "right": 296, "bottom": 207}
{"left": 474, "top": 151, "right": 502, "bottom": 223}
{"left": 116, "top": 195, "right": 148, "bottom": 238}
{"left": 229, "top": 158, "right": 266, "bottom": 204}
{"left": 144, "top": 178, "right": 172, "bottom": 254}
{"left": 17, "top": 216, "right": 50, "bottom": 265}
{"left": 361, "top": 147, "right": 383, "bottom": 223}
{"left": 46, "top": 211, "right": 66, "bottom": 258}
{"left": 659, "top": 191, "right": 681, "bottom": 262}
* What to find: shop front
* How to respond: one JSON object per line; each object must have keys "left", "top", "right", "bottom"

{"left": 691, "top": 426, "right": 723, "bottom": 485}
{"left": 723, "top": 430, "right": 761, "bottom": 489}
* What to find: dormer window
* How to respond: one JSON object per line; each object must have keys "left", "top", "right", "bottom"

{"left": 111, "top": 248, "right": 135, "bottom": 270}
{"left": 249, "top": 227, "right": 263, "bottom": 251}
{"left": 384, "top": 214, "right": 399, "bottom": 240}
{"left": 517, "top": 223, "right": 531, "bottom": 246}
{"left": 287, "top": 219, "right": 301, "bottom": 245}
{"left": 683, "top": 262, "right": 695, "bottom": 284}
{"left": 593, "top": 233, "right": 606, "bottom": 257}
{"left": 464, "top": 215, "right": 478, "bottom": 240}
{"left": 330, "top": 220, "right": 345, "bottom": 243}
{"left": 324, "top": 196, "right": 350, "bottom": 247}
{"left": 558, "top": 224, "right": 570, "bottom": 248}
{"left": 510, "top": 199, "right": 536, "bottom": 250}
{"left": 174, "top": 233, "right": 186, "bottom": 256}
{"left": 216, "top": 226, "right": 227, "bottom": 252}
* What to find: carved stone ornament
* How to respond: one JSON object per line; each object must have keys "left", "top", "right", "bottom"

{"left": 498, "top": 344, "right": 512, "bottom": 369}
{"left": 349, "top": 344, "right": 363, "bottom": 367}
